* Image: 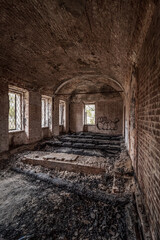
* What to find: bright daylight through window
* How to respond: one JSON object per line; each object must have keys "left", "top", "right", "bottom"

{"left": 9, "top": 91, "right": 23, "bottom": 131}
{"left": 84, "top": 104, "right": 95, "bottom": 125}
{"left": 41, "top": 97, "right": 49, "bottom": 128}
{"left": 59, "top": 101, "right": 65, "bottom": 126}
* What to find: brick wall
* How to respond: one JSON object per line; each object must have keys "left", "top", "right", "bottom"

{"left": 137, "top": 5, "right": 160, "bottom": 240}
{"left": 0, "top": 82, "right": 9, "bottom": 152}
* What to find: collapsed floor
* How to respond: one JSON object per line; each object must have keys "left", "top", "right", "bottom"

{"left": 0, "top": 133, "right": 147, "bottom": 240}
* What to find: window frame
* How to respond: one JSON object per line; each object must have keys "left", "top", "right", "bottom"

{"left": 8, "top": 88, "right": 24, "bottom": 132}
{"left": 59, "top": 100, "right": 66, "bottom": 126}
{"left": 84, "top": 103, "right": 96, "bottom": 126}
{"left": 41, "top": 96, "right": 50, "bottom": 128}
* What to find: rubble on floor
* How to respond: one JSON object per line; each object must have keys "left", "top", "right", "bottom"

{"left": 0, "top": 133, "right": 142, "bottom": 240}
{"left": 0, "top": 171, "right": 137, "bottom": 240}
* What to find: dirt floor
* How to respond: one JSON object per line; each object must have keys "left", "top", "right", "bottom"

{"left": 0, "top": 133, "right": 141, "bottom": 240}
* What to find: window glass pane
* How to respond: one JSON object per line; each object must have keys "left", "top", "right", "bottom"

{"left": 9, "top": 93, "right": 16, "bottom": 130}
{"left": 16, "top": 94, "right": 21, "bottom": 130}
{"left": 41, "top": 98, "right": 49, "bottom": 127}
{"left": 42, "top": 99, "right": 45, "bottom": 127}
{"left": 59, "top": 102, "right": 65, "bottom": 125}
{"left": 9, "top": 92, "right": 22, "bottom": 131}
{"left": 85, "top": 104, "right": 95, "bottom": 125}
{"left": 45, "top": 99, "right": 49, "bottom": 126}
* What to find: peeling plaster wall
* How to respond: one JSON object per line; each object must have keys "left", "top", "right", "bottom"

{"left": 126, "top": 65, "right": 138, "bottom": 168}
{"left": 28, "top": 91, "right": 42, "bottom": 143}
{"left": 9, "top": 131, "right": 28, "bottom": 148}
{"left": 70, "top": 93, "right": 123, "bottom": 135}
{"left": 53, "top": 96, "right": 70, "bottom": 136}
{"left": 9, "top": 91, "right": 42, "bottom": 146}
{"left": 9, "top": 90, "right": 29, "bottom": 148}
{"left": 7, "top": 90, "right": 54, "bottom": 149}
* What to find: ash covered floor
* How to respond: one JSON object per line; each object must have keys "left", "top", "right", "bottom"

{"left": 0, "top": 133, "right": 141, "bottom": 240}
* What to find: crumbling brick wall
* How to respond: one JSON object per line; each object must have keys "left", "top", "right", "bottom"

{"left": 137, "top": 5, "right": 160, "bottom": 240}
{"left": 0, "top": 82, "right": 9, "bottom": 152}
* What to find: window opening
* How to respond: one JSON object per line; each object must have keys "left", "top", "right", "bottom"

{"left": 84, "top": 104, "right": 95, "bottom": 125}
{"left": 41, "top": 97, "right": 49, "bottom": 127}
{"left": 59, "top": 101, "right": 65, "bottom": 126}
{"left": 9, "top": 91, "right": 23, "bottom": 131}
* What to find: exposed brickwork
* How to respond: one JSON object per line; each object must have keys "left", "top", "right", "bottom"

{"left": 0, "top": 1, "right": 160, "bottom": 238}
{"left": 0, "top": 82, "right": 9, "bottom": 152}
{"left": 137, "top": 5, "right": 160, "bottom": 240}
{"left": 0, "top": 0, "right": 151, "bottom": 92}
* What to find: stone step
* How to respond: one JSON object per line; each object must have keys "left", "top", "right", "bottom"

{"left": 58, "top": 137, "right": 121, "bottom": 146}
{"left": 48, "top": 146, "right": 119, "bottom": 158}
{"left": 54, "top": 147, "right": 105, "bottom": 157}
{"left": 44, "top": 141, "right": 121, "bottom": 152}
{"left": 62, "top": 133, "right": 123, "bottom": 141}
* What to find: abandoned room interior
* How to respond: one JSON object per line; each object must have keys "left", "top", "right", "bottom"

{"left": 0, "top": 0, "right": 160, "bottom": 240}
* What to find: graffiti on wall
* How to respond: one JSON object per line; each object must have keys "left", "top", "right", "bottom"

{"left": 97, "top": 117, "right": 119, "bottom": 130}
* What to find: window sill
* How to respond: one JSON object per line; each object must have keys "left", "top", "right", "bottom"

{"left": 9, "top": 130, "right": 24, "bottom": 134}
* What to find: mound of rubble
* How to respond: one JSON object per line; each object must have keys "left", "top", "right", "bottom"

{"left": 0, "top": 133, "right": 142, "bottom": 240}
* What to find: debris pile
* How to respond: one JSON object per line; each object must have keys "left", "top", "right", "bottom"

{"left": 0, "top": 133, "right": 139, "bottom": 240}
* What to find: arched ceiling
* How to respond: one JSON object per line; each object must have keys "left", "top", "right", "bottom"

{"left": 56, "top": 77, "right": 123, "bottom": 103}
{"left": 55, "top": 75, "right": 123, "bottom": 95}
{"left": 0, "top": 0, "right": 154, "bottom": 93}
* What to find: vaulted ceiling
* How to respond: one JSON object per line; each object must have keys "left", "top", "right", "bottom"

{"left": 0, "top": 0, "right": 154, "bottom": 93}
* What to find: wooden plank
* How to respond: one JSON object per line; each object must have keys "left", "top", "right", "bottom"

{"left": 22, "top": 158, "right": 106, "bottom": 175}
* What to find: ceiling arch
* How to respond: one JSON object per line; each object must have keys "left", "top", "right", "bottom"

{"left": 54, "top": 74, "right": 124, "bottom": 96}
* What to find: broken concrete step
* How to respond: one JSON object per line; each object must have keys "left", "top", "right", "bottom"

{"left": 47, "top": 141, "right": 121, "bottom": 151}
{"left": 62, "top": 142, "right": 121, "bottom": 153}
{"left": 53, "top": 148, "right": 104, "bottom": 157}
{"left": 96, "top": 145, "right": 121, "bottom": 150}
{"left": 61, "top": 134, "right": 122, "bottom": 141}
{"left": 59, "top": 137, "right": 94, "bottom": 144}
{"left": 53, "top": 141, "right": 120, "bottom": 151}
{"left": 59, "top": 137, "right": 121, "bottom": 146}
{"left": 38, "top": 143, "right": 119, "bottom": 157}
{"left": 72, "top": 143, "right": 95, "bottom": 149}
{"left": 22, "top": 158, "right": 106, "bottom": 175}
{"left": 43, "top": 152, "right": 79, "bottom": 161}
{"left": 40, "top": 140, "right": 62, "bottom": 148}
{"left": 61, "top": 142, "right": 72, "bottom": 147}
